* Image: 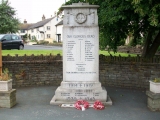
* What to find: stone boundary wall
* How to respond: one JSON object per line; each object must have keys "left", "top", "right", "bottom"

{"left": 99, "top": 55, "right": 160, "bottom": 89}
{"left": 2, "top": 54, "right": 160, "bottom": 89}
{"left": 2, "top": 54, "right": 62, "bottom": 87}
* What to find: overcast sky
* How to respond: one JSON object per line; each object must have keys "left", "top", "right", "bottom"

{"left": 9, "top": 0, "right": 68, "bottom": 23}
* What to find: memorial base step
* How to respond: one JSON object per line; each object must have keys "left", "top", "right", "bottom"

{"left": 50, "top": 86, "right": 112, "bottom": 106}
{"left": 50, "top": 95, "right": 112, "bottom": 106}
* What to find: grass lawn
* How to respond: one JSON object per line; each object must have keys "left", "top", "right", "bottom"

{"left": 2, "top": 50, "right": 136, "bottom": 57}
{"left": 2, "top": 50, "right": 62, "bottom": 56}
{"left": 99, "top": 51, "right": 136, "bottom": 57}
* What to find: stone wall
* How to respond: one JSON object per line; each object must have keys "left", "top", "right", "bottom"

{"left": 2, "top": 54, "right": 160, "bottom": 89}
{"left": 99, "top": 55, "right": 160, "bottom": 89}
{"left": 2, "top": 54, "right": 62, "bottom": 87}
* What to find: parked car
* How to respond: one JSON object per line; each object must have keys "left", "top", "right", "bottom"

{"left": 0, "top": 34, "right": 24, "bottom": 50}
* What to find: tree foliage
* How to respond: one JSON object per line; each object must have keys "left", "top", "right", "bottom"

{"left": 0, "top": 0, "right": 20, "bottom": 33}
{"left": 59, "top": 0, "right": 160, "bottom": 58}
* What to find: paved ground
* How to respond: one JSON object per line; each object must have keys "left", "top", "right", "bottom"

{"left": 0, "top": 86, "right": 160, "bottom": 120}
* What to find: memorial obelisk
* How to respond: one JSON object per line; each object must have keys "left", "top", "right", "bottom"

{"left": 50, "top": 2, "right": 112, "bottom": 105}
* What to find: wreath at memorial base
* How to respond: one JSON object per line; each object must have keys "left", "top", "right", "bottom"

{"left": 93, "top": 100, "right": 105, "bottom": 110}
{"left": 74, "top": 100, "right": 105, "bottom": 111}
{"left": 74, "top": 100, "right": 89, "bottom": 111}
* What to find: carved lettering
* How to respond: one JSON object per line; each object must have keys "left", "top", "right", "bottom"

{"left": 68, "top": 83, "right": 95, "bottom": 88}
{"left": 66, "top": 96, "right": 96, "bottom": 101}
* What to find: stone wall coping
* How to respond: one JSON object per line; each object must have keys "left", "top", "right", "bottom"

{"left": 2, "top": 60, "right": 62, "bottom": 64}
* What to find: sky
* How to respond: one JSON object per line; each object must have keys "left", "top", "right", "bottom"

{"left": 8, "top": 0, "right": 68, "bottom": 23}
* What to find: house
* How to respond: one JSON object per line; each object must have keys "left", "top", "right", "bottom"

{"left": 17, "top": 19, "right": 33, "bottom": 39}
{"left": 18, "top": 15, "right": 61, "bottom": 43}
{"left": 55, "top": 20, "right": 63, "bottom": 42}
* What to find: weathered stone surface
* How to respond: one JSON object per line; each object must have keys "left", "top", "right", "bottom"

{"left": 0, "top": 89, "right": 16, "bottom": 108}
{"left": 147, "top": 97, "right": 160, "bottom": 111}
{"left": 146, "top": 91, "right": 160, "bottom": 99}
{"left": 50, "top": 3, "right": 110, "bottom": 105}
{"left": 146, "top": 91, "right": 160, "bottom": 111}
{"left": 52, "top": 86, "right": 107, "bottom": 102}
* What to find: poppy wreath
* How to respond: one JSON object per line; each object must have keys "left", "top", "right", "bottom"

{"left": 74, "top": 100, "right": 89, "bottom": 110}
{"left": 93, "top": 100, "right": 105, "bottom": 110}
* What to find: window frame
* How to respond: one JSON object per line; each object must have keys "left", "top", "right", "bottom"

{"left": 47, "top": 34, "right": 51, "bottom": 38}
{"left": 46, "top": 26, "right": 50, "bottom": 31}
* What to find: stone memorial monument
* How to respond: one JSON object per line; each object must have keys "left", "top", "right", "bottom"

{"left": 50, "top": 2, "right": 112, "bottom": 105}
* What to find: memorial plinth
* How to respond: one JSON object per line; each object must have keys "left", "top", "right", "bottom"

{"left": 50, "top": 2, "right": 112, "bottom": 105}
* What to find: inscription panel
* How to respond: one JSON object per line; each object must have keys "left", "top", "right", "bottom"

{"left": 60, "top": 91, "right": 100, "bottom": 101}
{"left": 68, "top": 83, "right": 94, "bottom": 88}
{"left": 63, "top": 27, "right": 99, "bottom": 81}
{"left": 61, "top": 82, "right": 101, "bottom": 89}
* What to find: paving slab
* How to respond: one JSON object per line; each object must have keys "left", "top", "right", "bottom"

{"left": 0, "top": 86, "right": 160, "bottom": 120}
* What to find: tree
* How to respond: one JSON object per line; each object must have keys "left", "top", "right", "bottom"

{"left": 0, "top": 0, "right": 20, "bottom": 33}
{"left": 59, "top": 0, "right": 160, "bottom": 58}
{"left": 23, "top": 33, "right": 27, "bottom": 39}
{"left": 90, "top": 0, "right": 160, "bottom": 58}
{"left": 28, "top": 34, "right": 31, "bottom": 40}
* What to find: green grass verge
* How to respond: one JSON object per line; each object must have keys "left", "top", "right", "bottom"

{"left": 2, "top": 50, "right": 136, "bottom": 57}
{"left": 2, "top": 50, "right": 62, "bottom": 56}
{"left": 99, "top": 51, "right": 137, "bottom": 57}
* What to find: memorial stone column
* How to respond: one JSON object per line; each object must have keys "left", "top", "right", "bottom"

{"left": 50, "top": 2, "right": 112, "bottom": 105}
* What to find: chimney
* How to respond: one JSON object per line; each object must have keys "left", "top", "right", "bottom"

{"left": 24, "top": 19, "right": 27, "bottom": 23}
{"left": 42, "top": 14, "right": 45, "bottom": 21}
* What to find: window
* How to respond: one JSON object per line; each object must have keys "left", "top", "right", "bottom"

{"left": 57, "top": 34, "right": 61, "bottom": 42}
{"left": 47, "top": 26, "right": 50, "bottom": 30}
{"left": 3, "top": 35, "right": 11, "bottom": 40}
{"left": 31, "top": 29, "right": 34, "bottom": 33}
{"left": 11, "top": 35, "right": 19, "bottom": 40}
{"left": 21, "top": 30, "right": 25, "bottom": 33}
{"left": 37, "top": 28, "right": 39, "bottom": 32}
{"left": 31, "top": 36, "right": 34, "bottom": 40}
{"left": 47, "top": 34, "right": 50, "bottom": 38}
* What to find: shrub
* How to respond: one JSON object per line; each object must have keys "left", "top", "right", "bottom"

{"left": 38, "top": 40, "right": 49, "bottom": 45}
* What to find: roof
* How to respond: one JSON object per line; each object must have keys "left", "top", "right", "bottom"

{"left": 28, "top": 17, "right": 55, "bottom": 29}
{"left": 19, "top": 23, "right": 33, "bottom": 30}
{"left": 55, "top": 20, "right": 63, "bottom": 26}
